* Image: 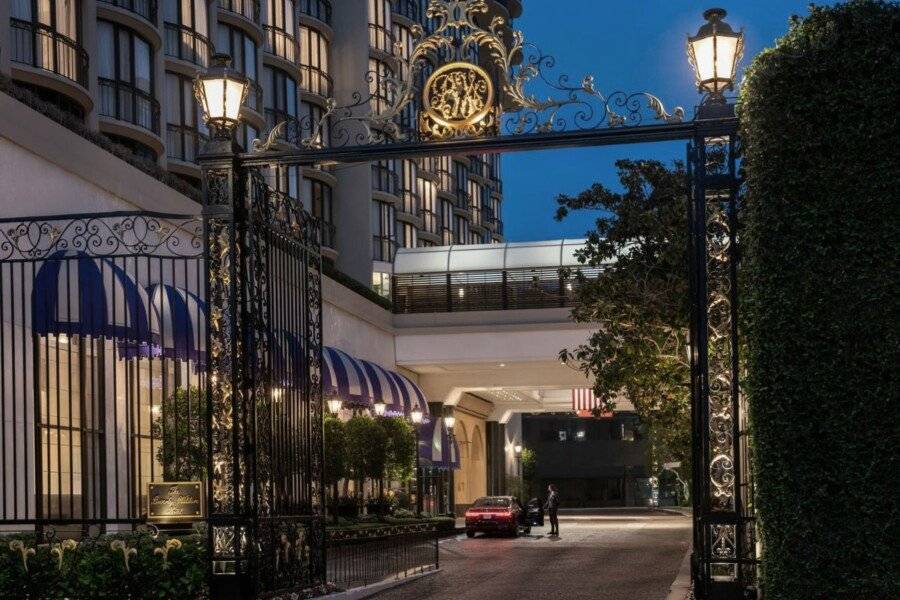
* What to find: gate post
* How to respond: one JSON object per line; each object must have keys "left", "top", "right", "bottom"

{"left": 688, "top": 107, "right": 757, "bottom": 599}
{"left": 200, "top": 137, "right": 256, "bottom": 600}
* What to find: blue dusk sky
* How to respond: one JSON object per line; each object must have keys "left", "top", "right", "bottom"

{"left": 502, "top": 1, "right": 839, "bottom": 242}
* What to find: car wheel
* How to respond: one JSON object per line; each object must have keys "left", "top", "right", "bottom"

{"left": 466, "top": 529, "right": 475, "bottom": 538}
{"left": 524, "top": 526, "right": 531, "bottom": 535}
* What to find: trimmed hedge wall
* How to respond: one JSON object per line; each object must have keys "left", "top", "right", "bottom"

{"left": 738, "top": 2, "right": 899, "bottom": 598}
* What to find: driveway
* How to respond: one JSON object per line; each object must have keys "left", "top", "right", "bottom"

{"left": 373, "top": 508, "right": 691, "bottom": 600}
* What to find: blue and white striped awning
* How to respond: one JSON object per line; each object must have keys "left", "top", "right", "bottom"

{"left": 323, "top": 346, "right": 429, "bottom": 417}
{"left": 418, "top": 418, "right": 460, "bottom": 470}
{"left": 32, "top": 251, "right": 156, "bottom": 348}
{"left": 147, "top": 283, "right": 206, "bottom": 363}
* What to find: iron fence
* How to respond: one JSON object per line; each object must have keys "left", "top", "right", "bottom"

{"left": 327, "top": 529, "right": 438, "bottom": 591}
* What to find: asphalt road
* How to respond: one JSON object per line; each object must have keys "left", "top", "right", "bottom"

{"left": 373, "top": 509, "right": 690, "bottom": 600}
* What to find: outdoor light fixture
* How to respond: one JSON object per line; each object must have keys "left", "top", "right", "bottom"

{"left": 514, "top": 444, "right": 523, "bottom": 455}
{"left": 194, "top": 53, "right": 249, "bottom": 139}
{"left": 443, "top": 414, "right": 456, "bottom": 430}
{"left": 326, "top": 396, "right": 343, "bottom": 415}
{"left": 410, "top": 407, "right": 424, "bottom": 424}
{"left": 373, "top": 401, "right": 386, "bottom": 416}
{"left": 687, "top": 8, "right": 744, "bottom": 104}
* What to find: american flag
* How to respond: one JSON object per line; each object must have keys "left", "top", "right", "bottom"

{"left": 571, "top": 388, "right": 613, "bottom": 418}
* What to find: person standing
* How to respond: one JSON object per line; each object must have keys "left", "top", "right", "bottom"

{"left": 544, "top": 484, "right": 560, "bottom": 536}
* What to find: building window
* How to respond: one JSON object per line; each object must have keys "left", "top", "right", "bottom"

{"left": 372, "top": 271, "right": 391, "bottom": 299}
{"left": 300, "top": 101, "right": 329, "bottom": 146}
{"left": 418, "top": 177, "right": 438, "bottom": 234}
{"left": 397, "top": 222, "right": 417, "bottom": 250}
{"left": 398, "top": 160, "right": 419, "bottom": 215}
{"left": 264, "top": 0, "right": 296, "bottom": 62}
{"left": 165, "top": 71, "right": 207, "bottom": 163}
{"left": 162, "top": 0, "right": 209, "bottom": 67}
{"left": 236, "top": 122, "right": 260, "bottom": 152}
{"left": 368, "top": 0, "right": 393, "bottom": 53}
{"left": 392, "top": 22, "right": 414, "bottom": 81}
{"left": 453, "top": 215, "right": 468, "bottom": 245}
{"left": 298, "top": 25, "right": 330, "bottom": 97}
{"left": 453, "top": 160, "right": 468, "bottom": 199}
{"left": 368, "top": 58, "right": 394, "bottom": 113}
{"left": 217, "top": 24, "right": 259, "bottom": 111}
{"left": 372, "top": 200, "right": 396, "bottom": 262}
{"left": 263, "top": 65, "right": 298, "bottom": 133}
{"left": 97, "top": 20, "right": 158, "bottom": 134}
{"left": 304, "top": 177, "right": 335, "bottom": 248}
{"left": 440, "top": 199, "right": 453, "bottom": 244}
{"left": 10, "top": 0, "right": 85, "bottom": 85}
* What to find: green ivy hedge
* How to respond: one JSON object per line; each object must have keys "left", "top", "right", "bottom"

{"left": 738, "top": 2, "right": 899, "bottom": 598}
{"left": 0, "top": 531, "right": 207, "bottom": 599}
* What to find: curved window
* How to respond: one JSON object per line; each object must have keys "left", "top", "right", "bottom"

{"left": 304, "top": 178, "right": 335, "bottom": 247}
{"left": 440, "top": 199, "right": 453, "bottom": 245}
{"left": 264, "top": 0, "right": 296, "bottom": 62}
{"left": 418, "top": 177, "right": 438, "bottom": 235}
{"left": 368, "top": 58, "right": 394, "bottom": 113}
{"left": 237, "top": 122, "right": 260, "bottom": 152}
{"left": 10, "top": 0, "right": 87, "bottom": 86}
{"left": 263, "top": 65, "right": 298, "bottom": 133}
{"left": 298, "top": 25, "right": 330, "bottom": 97}
{"left": 392, "top": 22, "right": 414, "bottom": 81}
{"left": 300, "top": 100, "right": 329, "bottom": 147}
{"left": 368, "top": 0, "right": 393, "bottom": 53}
{"left": 97, "top": 20, "right": 158, "bottom": 134}
{"left": 162, "top": 0, "right": 209, "bottom": 67}
{"left": 398, "top": 160, "right": 419, "bottom": 216}
{"left": 299, "top": 0, "right": 331, "bottom": 25}
{"left": 372, "top": 200, "right": 396, "bottom": 262}
{"left": 165, "top": 71, "right": 206, "bottom": 163}
{"left": 217, "top": 24, "right": 260, "bottom": 111}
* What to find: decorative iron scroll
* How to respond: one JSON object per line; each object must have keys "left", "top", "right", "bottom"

{"left": 0, "top": 213, "right": 203, "bottom": 260}
{"left": 254, "top": 0, "right": 683, "bottom": 150}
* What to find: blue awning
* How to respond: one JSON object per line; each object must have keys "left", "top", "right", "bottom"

{"left": 418, "top": 418, "right": 460, "bottom": 470}
{"left": 323, "top": 346, "right": 429, "bottom": 417}
{"left": 147, "top": 283, "right": 206, "bottom": 363}
{"left": 32, "top": 251, "right": 156, "bottom": 350}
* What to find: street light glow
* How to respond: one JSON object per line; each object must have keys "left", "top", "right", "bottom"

{"left": 326, "top": 396, "right": 343, "bottom": 415}
{"left": 374, "top": 401, "right": 386, "bottom": 416}
{"left": 410, "top": 407, "right": 424, "bottom": 424}
{"left": 687, "top": 8, "right": 744, "bottom": 102}
{"left": 194, "top": 53, "right": 249, "bottom": 138}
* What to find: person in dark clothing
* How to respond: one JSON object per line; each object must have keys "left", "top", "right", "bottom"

{"left": 544, "top": 484, "right": 560, "bottom": 536}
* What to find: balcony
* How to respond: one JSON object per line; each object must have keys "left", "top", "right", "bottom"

{"left": 166, "top": 123, "right": 207, "bottom": 164}
{"left": 245, "top": 80, "right": 263, "bottom": 113}
{"left": 98, "top": 78, "right": 160, "bottom": 134}
{"left": 393, "top": 0, "right": 419, "bottom": 21}
{"left": 320, "top": 220, "right": 336, "bottom": 249}
{"left": 372, "top": 163, "right": 399, "bottom": 196}
{"left": 164, "top": 23, "right": 210, "bottom": 68}
{"left": 9, "top": 19, "right": 89, "bottom": 88}
{"left": 441, "top": 227, "right": 453, "bottom": 246}
{"left": 299, "top": 65, "right": 332, "bottom": 97}
{"left": 264, "top": 25, "right": 296, "bottom": 63}
{"left": 419, "top": 209, "right": 440, "bottom": 235}
{"left": 454, "top": 192, "right": 471, "bottom": 212}
{"left": 299, "top": 0, "right": 332, "bottom": 25}
{"left": 217, "top": 0, "right": 260, "bottom": 24}
{"left": 398, "top": 190, "right": 420, "bottom": 217}
{"left": 98, "top": 0, "right": 158, "bottom": 23}
{"left": 373, "top": 235, "right": 396, "bottom": 263}
{"left": 368, "top": 23, "right": 394, "bottom": 54}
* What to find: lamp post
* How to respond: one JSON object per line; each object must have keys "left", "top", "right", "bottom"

{"left": 443, "top": 412, "right": 456, "bottom": 515}
{"left": 194, "top": 53, "right": 250, "bottom": 145}
{"left": 410, "top": 407, "right": 424, "bottom": 517}
{"left": 514, "top": 444, "right": 523, "bottom": 496}
{"left": 687, "top": 8, "right": 744, "bottom": 106}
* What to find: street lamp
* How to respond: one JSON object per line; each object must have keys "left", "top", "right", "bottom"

{"left": 443, "top": 413, "right": 455, "bottom": 431}
{"left": 514, "top": 444, "right": 523, "bottom": 496}
{"left": 194, "top": 53, "right": 249, "bottom": 140}
{"left": 687, "top": 8, "right": 744, "bottom": 104}
{"left": 326, "top": 396, "right": 342, "bottom": 416}
{"left": 373, "top": 401, "right": 386, "bottom": 416}
{"left": 410, "top": 407, "right": 424, "bottom": 516}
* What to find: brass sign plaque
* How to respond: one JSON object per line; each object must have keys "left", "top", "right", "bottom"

{"left": 147, "top": 481, "right": 204, "bottom": 523}
{"left": 421, "top": 62, "right": 497, "bottom": 139}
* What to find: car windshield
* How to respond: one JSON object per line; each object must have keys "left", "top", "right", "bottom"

{"left": 473, "top": 497, "right": 511, "bottom": 508}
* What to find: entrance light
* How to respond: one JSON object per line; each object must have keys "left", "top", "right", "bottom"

{"left": 687, "top": 8, "right": 744, "bottom": 104}
{"left": 373, "top": 401, "right": 386, "bottom": 416}
{"left": 443, "top": 414, "right": 456, "bottom": 430}
{"left": 194, "top": 53, "right": 249, "bottom": 139}
{"left": 514, "top": 444, "right": 523, "bottom": 455}
{"left": 410, "top": 407, "right": 424, "bottom": 424}
{"left": 326, "top": 396, "right": 343, "bottom": 415}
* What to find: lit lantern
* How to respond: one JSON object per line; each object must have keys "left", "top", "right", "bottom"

{"left": 194, "top": 53, "right": 249, "bottom": 139}
{"left": 410, "top": 407, "right": 424, "bottom": 424}
{"left": 374, "top": 401, "right": 387, "bottom": 416}
{"left": 687, "top": 8, "right": 744, "bottom": 103}
{"left": 443, "top": 414, "right": 456, "bottom": 430}
{"left": 326, "top": 396, "right": 343, "bottom": 415}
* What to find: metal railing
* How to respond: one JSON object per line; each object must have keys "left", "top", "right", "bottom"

{"left": 299, "top": 0, "right": 332, "bottom": 25}
{"left": 264, "top": 25, "right": 296, "bottom": 62}
{"left": 299, "top": 64, "right": 332, "bottom": 97}
{"left": 321, "top": 221, "right": 336, "bottom": 248}
{"left": 166, "top": 123, "right": 208, "bottom": 163}
{"left": 398, "top": 189, "right": 420, "bottom": 217}
{"left": 163, "top": 22, "right": 210, "bottom": 67}
{"left": 98, "top": 78, "right": 160, "bottom": 134}
{"left": 264, "top": 108, "right": 300, "bottom": 143}
{"left": 373, "top": 235, "right": 397, "bottom": 262}
{"left": 454, "top": 192, "right": 471, "bottom": 212}
{"left": 368, "top": 23, "right": 395, "bottom": 54}
{"left": 246, "top": 80, "right": 263, "bottom": 113}
{"left": 393, "top": 0, "right": 419, "bottom": 21}
{"left": 372, "top": 163, "right": 399, "bottom": 196}
{"left": 327, "top": 530, "right": 438, "bottom": 591}
{"left": 9, "top": 18, "right": 89, "bottom": 88}
{"left": 98, "top": 0, "right": 158, "bottom": 22}
{"left": 217, "top": 0, "right": 260, "bottom": 24}
{"left": 441, "top": 227, "right": 453, "bottom": 246}
{"left": 419, "top": 209, "right": 440, "bottom": 235}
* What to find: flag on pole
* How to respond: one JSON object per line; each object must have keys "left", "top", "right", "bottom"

{"left": 571, "top": 388, "right": 613, "bottom": 418}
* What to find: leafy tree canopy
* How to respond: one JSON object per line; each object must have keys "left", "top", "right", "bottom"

{"left": 378, "top": 417, "right": 417, "bottom": 483}
{"left": 344, "top": 415, "right": 388, "bottom": 483}
{"left": 324, "top": 416, "right": 348, "bottom": 486}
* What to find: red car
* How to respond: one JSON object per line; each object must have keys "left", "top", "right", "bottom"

{"left": 464, "top": 496, "right": 530, "bottom": 537}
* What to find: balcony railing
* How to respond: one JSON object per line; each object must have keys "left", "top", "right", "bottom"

{"left": 166, "top": 123, "right": 207, "bottom": 163}
{"left": 368, "top": 23, "right": 395, "bottom": 54}
{"left": 9, "top": 19, "right": 89, "bottom": 88}
{"left": 419, "top": 209, "right": 440, "bottom": 235}
{"left": 264, "top": 25, "right": 296, "bottom": 62}
{"left": 373, "top": 235, "right": 397, "bottom": 263}
{"left": 454, "top": 192, "right": 471, "bottom": 212}
{"left": 299, "top": 0, "right": 332, "bottom": 25}
{"left": 164, "top": 22, "right": 210, "bottom": 68}
{"left": 398, "top": 190, "right": 420, "bottom": 217}
{"left": 441, "top": 227, "right": 453, "bottom": 246}
{"left": 98, "top": 0, "right": 158, "bottom": 23}
{"left": 98, "top": 78, "right": 160, "bottom": 134}
{"left": 217, "top": 0, "right": 260, "bottom": 24}
{"left": 299, "top": 64, "right": 332, "bottom": 97}
{"left": 246, "top": 80, "right": 263, "bottom": 113}
{"left": 320, "top": 220, "right": 336, "bottom": 249}
{"left": 372, "top": 164, "right": 399, "bottom": 196}
{"left": 392, "top": 0, "right": 419, "bottom": 21}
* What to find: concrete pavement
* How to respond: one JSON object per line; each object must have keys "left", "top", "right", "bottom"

{"left": 373, "top": 509, "right": 691, "bottom": 600}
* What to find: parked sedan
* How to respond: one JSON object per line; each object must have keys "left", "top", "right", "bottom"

{"left": 464, "top": 496, "right": 530, "bottom": 537}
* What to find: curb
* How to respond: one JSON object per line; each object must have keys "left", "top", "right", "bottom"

{"left": 665, "top": 547, "right": 693, "bottom": 600}
{"left": 327, "top": 568, "right": 440, "bottom": 600}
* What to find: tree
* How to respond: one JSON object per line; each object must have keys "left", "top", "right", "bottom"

{"left": 152, "top": 386, "right": 207, "bottom": 481}
{"left": 379, "top": 417, "right": 416, "bottom": 483}
{"left": 520, "top": 447, "right": 537, "bottom": 498}
{"left": 555, "top": 159, "right": 691, "bottom": 485}
{"left": 344, "top": 415, "right": 388, "bottom": 501}
{"left": 324, "top": 416, "right": 348, "bottom": 522}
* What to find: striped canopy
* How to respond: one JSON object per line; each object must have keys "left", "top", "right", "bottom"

{"left": 32, "top": 251, "right": 156, "bottom": 348}
{"left": 147, "top": 283, "right": 206, "bottom": 363}
{"left": 418, "top": 418, "right": 460, "bottom": 470}
{"left": 322, "top": 346, "right": 429, "bottom": 417}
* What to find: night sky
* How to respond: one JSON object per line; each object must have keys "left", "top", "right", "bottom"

{"left": 502, "top": 1, "right": 839, "bottom": 242}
